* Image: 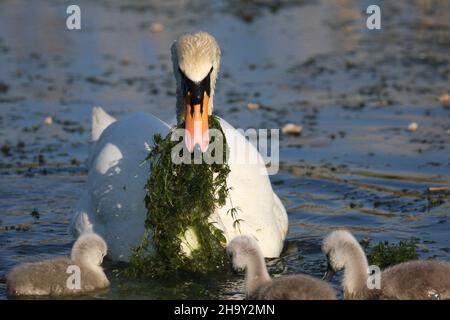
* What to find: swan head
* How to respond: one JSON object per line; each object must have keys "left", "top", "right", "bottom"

{"left": 171, "top": 31, "right": 221, "bottom": 152}
{"left": 227, "top": 235, "right": 261, "bottom": 272}
{"left": 71, "top": 233, "right": 108, "bottom": 266}
{"left": 322, "top": 230, "right": 361, "bottom": 280}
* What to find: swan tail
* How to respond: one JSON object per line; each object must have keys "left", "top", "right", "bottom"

{"left": 86, "top": 106, "right": 117, "bottom": 168}
{"left": 91, "top": 106, "right": 116, "bottom": 142}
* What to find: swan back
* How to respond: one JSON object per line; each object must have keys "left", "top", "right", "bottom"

{"left": 380, "top": 260, "right": 450, "bottom": 300}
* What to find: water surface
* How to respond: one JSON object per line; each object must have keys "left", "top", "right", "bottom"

{"left": 0, "top": 0, "right": 449, "bottom": 299}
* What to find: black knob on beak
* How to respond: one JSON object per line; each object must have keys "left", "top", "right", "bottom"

{"left": 189, "top": 82, "right": 205, "bottom": 107}
{"left": 179, "top": 66, "right": 213, "bottom": 114}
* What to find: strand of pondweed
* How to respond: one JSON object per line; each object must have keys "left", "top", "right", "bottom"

{"left": 127, "top": 116, "right": 237, "bottom": 278}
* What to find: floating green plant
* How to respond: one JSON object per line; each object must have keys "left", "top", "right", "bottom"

{"left": 1, "top": 143, "right": 11, "bottom": 157}
{"left": 127, "top": 116, "right": 235, "bottom": 278}
{"left": 367, "top": 239, "right": 419, "bottom": 270}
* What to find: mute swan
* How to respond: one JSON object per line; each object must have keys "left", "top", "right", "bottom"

{"left": 69, "top": 31, "right": 288, "bottom": 262}
{"left": 227, "top": 235, "right": 336, "bottom": 300}
{"left": 322, "top": 230, "right": 450, "bottom": 300}
{"left": 7, "top": 233, "right": 109, "bottom": 296}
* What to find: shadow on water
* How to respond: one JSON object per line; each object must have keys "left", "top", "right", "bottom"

{"left": 0, "top": 0, "right": 449, "bottom": 299}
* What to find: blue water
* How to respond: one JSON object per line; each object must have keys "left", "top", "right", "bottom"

{"left": 0, "top": 0, "right": 449, "bottom": 299}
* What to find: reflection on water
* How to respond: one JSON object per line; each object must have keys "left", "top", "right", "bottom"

{"left": 0, "top": 0, "right": 449, "bottom": 299}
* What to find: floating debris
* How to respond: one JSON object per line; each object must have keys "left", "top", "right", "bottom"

{"left": 0, "top": 81, "right": 9, "bottom": 94}
{"left": 38, "top": 154, "right": 45, "bottom": 165}
{"left": 247, "top": 102, "right": 260, "bottom": 110}
{"left": 439, "top": 93, "right": 449, "bottom": 107}
{"left": 427, "top": 186, "right": 449, "bottom": 192}
{"left": 427, "top": 198, "right": 444, "bottom": 210}
{"left": 44, "top": 116, "right": 53, "bottom": 125}
{"left": 150, "top": 22, "right": 164, "bottom": 33}
{"left": 23, "top": 124, "right": 41, "bottom": 132}
{"left": 1, "top": 143, "right": 11, "bottom": 156}
{"left": 70, "top": 157, "right": 81, "bottom": 166}
{"left": 3, "top": 223, "right": 32, "bottom": 232}
{"left": 407, "top": 122, "right": 418, "bottom": 132}
{"left": 31, "top": 209, "right": 40, "bottom": 220}
{"left": 447, "top": 129, "right": 450, "bottom": 136}
{"left": 15, "top": 223, "right": 32, "bottom": 231}
{"left": 281, "top": 123, "right": 303, "bottom": 135}
{"left": 119, "top": 59, "right": 131, "bottom": 66}
{"left": 17, "top": 141, "right": 25, "bottom": 150}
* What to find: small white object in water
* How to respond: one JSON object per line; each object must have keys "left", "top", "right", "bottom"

{"left": 281, "top": 123, "right": 303, "bottom": 135}
{"left": 150, "top": 22, "right": 164, "bottom": 33}
{"left": 247, "top": 102, "right": 260, "bottom": 110}
{"left": 407, "top": 122, "right": 418, "bottom": 132}
{"left": 439, "top": 93, "right": 449, "bottom": 107}
{"left": 44, "top": 116, "right": 53, "bottom": 125}
{"left": 6, "top": 233, "right": 109, "bottom": 296}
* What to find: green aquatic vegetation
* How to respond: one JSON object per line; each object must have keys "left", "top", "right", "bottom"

{"left": 17, "top": 141, "right": 25, "bottom": 151}
{"left": 1, "top": 143, "right": 11, "bottom": 156}
{"left": 426, "top": 195, "right": 445, "bottom": 209}
{"left": 272, "top": 179, "right": 285, "bottom": 186}
{"left": 22, "top": 124, "right": 40, "bottom": 133}
{"left": 128, "top": 116, "right": 236, "bottom": 278}
{"left": 70, "top": 157, "right": 81, "bottom": 166}
{"left": 367, "top": 239, "right": 419, "bottom": 270}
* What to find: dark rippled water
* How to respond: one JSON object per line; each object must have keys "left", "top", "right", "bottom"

{"left": 0, "top": 0, "right": 449, "bottom": 299}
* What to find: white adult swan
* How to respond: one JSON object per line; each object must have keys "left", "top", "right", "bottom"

{"left": 70, "top": 32, "right": 288, "bottom": 262}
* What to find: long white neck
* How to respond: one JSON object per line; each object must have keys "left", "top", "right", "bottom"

{"left": 343, "top": 244, "right": 369, "bottom": 298}
{"left": 245, "top": 252, "right": 271, "bottom": 297}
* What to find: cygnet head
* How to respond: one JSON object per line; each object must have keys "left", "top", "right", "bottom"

{"left": 71, "top": 233, "right": 108, "bottom": 266}
{"left": 227, "top": 235, "right": 262, "bottom": 272}
{"left": 322, "top": 230, "right": 365, "bottom": 279}
{"left": 171, "top": 31, "right": 221, "bottom": 152}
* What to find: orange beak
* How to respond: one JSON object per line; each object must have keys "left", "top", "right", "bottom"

{"left": 185, "top": 92, "right": 209, "bottom": 153}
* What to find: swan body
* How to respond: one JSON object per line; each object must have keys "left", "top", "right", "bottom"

{"left": 70, "top": 32, "right": 288, "bottom": 262}
{"left": 322, "top": 230, "right": 450, "bottom": 300}
{"left": 7, "top": 233, "right": 109, "bottom": 296}
{"left": 227, "top": 235, "right": 336, "bottom": 300}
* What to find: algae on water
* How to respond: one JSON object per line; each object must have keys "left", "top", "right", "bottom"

{"left": 367, "top": 239, "right": 419, "bottom": 270}
{"left": 128, "top": 116, "right": 234, "bottom": 278}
